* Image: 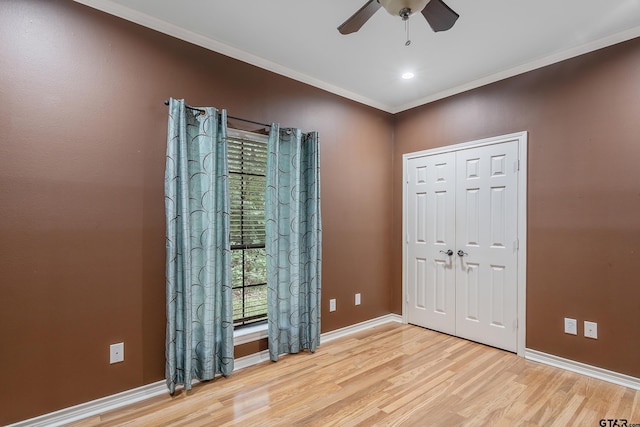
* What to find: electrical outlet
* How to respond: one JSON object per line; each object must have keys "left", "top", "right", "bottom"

{"left": 355, "top": 293, "right": 361, "bottom": 306}
{"left": 329, "top": 299, "right": 336, "bottom": 312}
{"left": 584, "top": 321, "right": 598, "bottom": 339}
{"left": 110, "top": 342, "right": 124, "bottom": 364}
{"left": 564, "top": 318, "right": 577, "bottom": 335}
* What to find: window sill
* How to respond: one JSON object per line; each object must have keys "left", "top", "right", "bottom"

{"left": 234, "top": 323, "right": 268, "bottom": 346}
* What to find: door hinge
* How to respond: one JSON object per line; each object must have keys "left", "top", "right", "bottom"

{"left": 516, "top": 160, "right": 520, "bottom": 171}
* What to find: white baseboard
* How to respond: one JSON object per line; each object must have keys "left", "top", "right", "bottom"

{"left": 525, "top": 348, "right": 640, "bottom": 391}
{"left": 8, "top": 314, "right": 402, "bottom": 427}
{"left": 7, "top": 380, "right": 169, "bottom": 427}
{"left": 234, "top": 349, "right": 272, "bottom": 370}
{"left": 321, "top": 313, "right": 403, "bottom": 343}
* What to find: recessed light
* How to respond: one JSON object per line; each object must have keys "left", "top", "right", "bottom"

{"left": 401, "top": 72, "right": 415, "bottom": 80}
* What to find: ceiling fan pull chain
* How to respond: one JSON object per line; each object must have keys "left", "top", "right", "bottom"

{"left": 405, "top": 17, "right": 411, "bottom": 46}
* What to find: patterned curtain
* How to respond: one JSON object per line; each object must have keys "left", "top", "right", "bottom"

{"left": 266, "top": 125, "right": 322, "bottom": 362}
{"left": 165, "top": 98, "right": 234, "bottom": 393}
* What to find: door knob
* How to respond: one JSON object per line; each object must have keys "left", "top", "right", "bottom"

{"left": 440, "top": 249, "right": 453, "bottom": 256}
{"left": 457, "top": 250, "right": 468, "bottom": 256}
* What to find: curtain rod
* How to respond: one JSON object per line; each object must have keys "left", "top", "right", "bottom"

{"left": 163, "top": 100, "right": 271, "bottom": 128}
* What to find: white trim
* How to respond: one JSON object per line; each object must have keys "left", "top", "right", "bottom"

{"left": 234, "top": 323, "right": 269, "bottom": 346}
{"left": 390, "top": 26, "right": 640, "bottom": 114}
{"left": 516, "top": 134, "right": 528, "bottom": 357}
{"left": 402, "top": 154, "right": 410, "bottom": 326}
{"left": 7, "top": 314, "right": 401, "bottom": 427}
{"left": 402, "top": 131, "right": 528, "bottom": 159}
{"left": 71, "top": 0, "right": 388, "bottom": 112}
{"left": 236, "top": 314, "right": 404, "bottom": 356}
{"left": 525, "top": 349, "right": 640, "bottom": 391}
{"left": 402, "top": 132, "right": 528, "bottom": 356}
{"left": 234, "top": 314, "right": 404, "bottom": 365}
{"left": 73, "top": 2, "right": 639, "bottom": 114}
{"left": 321, "top": 314, "right": 403, "bottom": 344}
{"left": 234, "top": 349, "right": 272, "bottom": 370}
{"left": 6, "top": 380, "right": 169, "bottom": 427}
{"left": 11, "top": 323, "right": 639, "bottom": 427}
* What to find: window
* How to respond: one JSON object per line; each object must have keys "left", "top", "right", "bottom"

{"left": 228, "top": 130, "right": 268, "bottom": 328}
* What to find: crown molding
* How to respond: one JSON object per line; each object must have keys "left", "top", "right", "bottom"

{"left": 392, "top": 25, "right": 640, "bottom": 114}
{"left": 72, "top": 0, "right": 391, "bottom": 112}
{"left": 74, "top": 0, "right": 640, "bottom": 114}
{"left": 72, "top": 2, "right": 640, "bottom": 113}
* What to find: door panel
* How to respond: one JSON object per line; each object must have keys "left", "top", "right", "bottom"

{"left": 406, "top": 153, "right": 456, "bottom": 335}
{"left": 405, "top": 140, "right": 520, "bottom": 353}
{"left": 455, "top": 141, "right": 518, "bottom": 352}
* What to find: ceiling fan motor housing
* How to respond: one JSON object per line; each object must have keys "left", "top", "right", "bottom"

{"left": 379, "top": 0, "right": 430, "bottom": 16}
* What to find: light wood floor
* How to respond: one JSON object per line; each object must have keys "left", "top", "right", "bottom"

{"left": 71, "top": 323, "right": 640, "bottom": 426}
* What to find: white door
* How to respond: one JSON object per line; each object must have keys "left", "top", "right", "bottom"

{"left": 405, "top": 140, "right": 520, "bottom": 352}
{"left": 406, "top": 153, "right": 456, "bottom": 335}
{"left": 454, "top": 142, "right": 519, "bottom": 352}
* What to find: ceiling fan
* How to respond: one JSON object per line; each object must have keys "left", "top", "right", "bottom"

{"left": 338, "top": 0, "right": 459, "bottom": 35}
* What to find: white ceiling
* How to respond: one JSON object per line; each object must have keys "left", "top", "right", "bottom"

{"left": 75, "top": 0, "right": 640, "bottom": 113}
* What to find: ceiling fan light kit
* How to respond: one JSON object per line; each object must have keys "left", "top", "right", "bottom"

{"left": 338, "top": 0, "right": 459, "bottom": 37}
{"left": 379, "top": 0, "right": 430, "bottom": 17}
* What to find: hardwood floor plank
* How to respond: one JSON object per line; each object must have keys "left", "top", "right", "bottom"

{"left": 548, "top": 393, "right": 585, "bottom": 427}
{"left": 68, "top": 323, "right": 640, "bottom": 426}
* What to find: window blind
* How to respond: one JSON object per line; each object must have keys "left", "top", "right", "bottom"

{"left": 228, "top": 137, "right": 267, "bottom": 249}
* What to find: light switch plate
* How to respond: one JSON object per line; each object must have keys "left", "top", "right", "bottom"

{"left": 564, "top": 318, "right": 577, "bottom": 335}
{"left": 329, "top": 299, "right": 336, "bottom": 312}
{"left": 110, "top": 342, "right": 124, "bottom": 364}
{"left": 584, "top": 321, "right": 598, "bottom": 339}
{"left": 355, "top": 293, "right": 361, "bottom": 305}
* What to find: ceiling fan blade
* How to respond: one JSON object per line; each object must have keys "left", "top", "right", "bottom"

{"left": 421, "top": 0, "right": 459, "bottom": 32}
{"left": 338, "top": 0, "right": 382, "bottom": 35}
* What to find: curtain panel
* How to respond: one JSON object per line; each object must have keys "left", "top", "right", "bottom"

{"left": 266, "top": 125, "right": 322, "bottom": 362}
{"left": 165, "top": 99, "right": 234, "bottom": 393}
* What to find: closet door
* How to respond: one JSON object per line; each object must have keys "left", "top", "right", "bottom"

{"left": 406, "top": 153, "right": 456, "bottom": 335}
{"left": 455, "top": 141, "right": 519, "bottom": 352}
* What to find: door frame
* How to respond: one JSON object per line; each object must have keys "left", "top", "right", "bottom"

{"left": 402, "top": 131, "right": 528, "bottom": 356}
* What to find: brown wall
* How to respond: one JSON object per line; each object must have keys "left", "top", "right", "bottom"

{"left": 1, "top": 1, "right": 639, "bottom": 424}
{"left": 392, "top": 38, "right": 640, "bottom": 378}
{"left": 0, "top": 1, "right": 393, "bottom": 424}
